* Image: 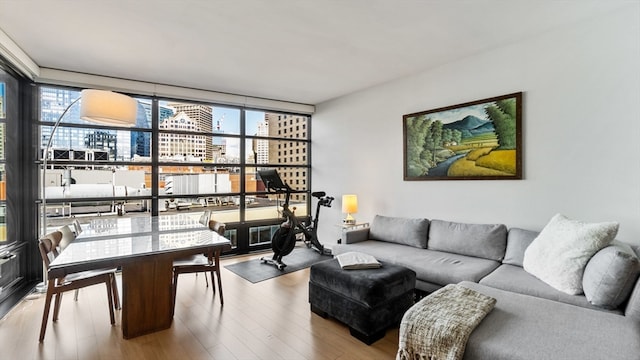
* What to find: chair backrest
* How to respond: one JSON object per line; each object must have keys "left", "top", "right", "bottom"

{"left": 199, "top": 211, "right": 212, "bottom": 226}
{"left": 57, "top": 225, "right": 76, "bottom": 251}
{"left": 72, "top": 218, "right": 83, "bottom": 236}
{"left": 38, "top": 231, "right": 63, "bottom": 270}
{"left": 208, "top": 219, "right": 226, "bottom": 236}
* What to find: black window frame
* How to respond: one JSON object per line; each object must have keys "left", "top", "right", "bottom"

{"left": 36, "top": 85, "right": 312, "bottom": 255}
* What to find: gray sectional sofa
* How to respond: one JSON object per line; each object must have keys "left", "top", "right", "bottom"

{"left": 331, "top": 215, "right": 640, "bottom": 360}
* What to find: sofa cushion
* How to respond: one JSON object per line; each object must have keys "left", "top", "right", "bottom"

{"left": 332, "top": 241, "right": 500, "bottom": 291}
{"left": 523, "top": 213, "right": 618, "bottom": 295}
{"left": 427, "top": 219, "right": 507, "bottom": 261}
{"left": 503, "top": 228, "right": 539, "bottom": 267}
{"left": 460, "top": 281, "right": 640, "bottom": 360}
{"left": 480, "top": 264, "right": 616, "bottom": 312}
{"left": 583, "top": 241, "right": 640, "bottom": 309}
{"left": 369, "top": 215, "right": 429, "bottom": 249}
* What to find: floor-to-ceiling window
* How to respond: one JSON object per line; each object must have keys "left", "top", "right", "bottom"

{"left": 244, "top": 110, "right": 310, "bottom": 249}
{"left": 38, "top": 86, "right": 311, "bottom": 253}
{"left": 0, "top": 75, "right": 7, "bottom": 247}
{"left": 0, "top": 69, "right": 13, "bottom": 297}
{"left": 0, "top": 61, "right": 34, "bottom": 316}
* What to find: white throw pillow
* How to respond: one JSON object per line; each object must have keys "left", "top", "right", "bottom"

{"left": 523, "top": 214, "right": 619, "bottom": 295}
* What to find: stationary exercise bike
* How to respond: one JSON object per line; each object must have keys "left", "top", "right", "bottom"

{"left": 258, "top": 169, "right": 334, "bottom": 270}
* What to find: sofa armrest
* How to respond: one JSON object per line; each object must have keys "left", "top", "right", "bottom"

{"left": 344, "top": 227, "right": 370, "bottom": 244}
{"left": 622, "top": 245, "right": 640, "bottom": 320}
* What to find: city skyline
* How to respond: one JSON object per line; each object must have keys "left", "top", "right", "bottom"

{"left": 40, "top": 88, "right": 309, "bottom": 166}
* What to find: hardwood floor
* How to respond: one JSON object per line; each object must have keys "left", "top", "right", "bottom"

{"left": 0, "top": 251, "right": 399, "bottom": 359}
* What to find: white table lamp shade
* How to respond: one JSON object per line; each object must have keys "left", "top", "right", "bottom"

{"left": 342, "top": 195, "right": 358, "bottom": 224}
{"left": 342, "top": 195, "right": 358, "bottom": 214}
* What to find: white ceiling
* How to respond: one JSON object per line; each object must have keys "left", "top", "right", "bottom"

{"left": 0, "top": 1, "right": 632, "bottom": 105}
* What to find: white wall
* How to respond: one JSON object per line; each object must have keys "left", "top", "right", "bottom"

{"left": 312, "top": 5, "right": 640, "bottom": 245}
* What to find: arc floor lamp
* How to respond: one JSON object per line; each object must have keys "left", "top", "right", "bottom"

{"left": 38, "top": 89, "right": 137, "bottom": 290}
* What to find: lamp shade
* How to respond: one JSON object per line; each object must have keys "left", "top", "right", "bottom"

{"left": 80, "top": 89, "right": 137, "bottom": 127}
{"left": 342, "top": 195, "right": 358, "bottom": 214}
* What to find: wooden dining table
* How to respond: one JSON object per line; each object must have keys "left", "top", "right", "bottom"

{"left": 48, "top": 215, "right": 231, "bottom": 339}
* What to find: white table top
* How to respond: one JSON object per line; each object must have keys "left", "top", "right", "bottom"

{"left": 78, "top": 213, "right": 205, "bottom": 239}
{"left": 48, "top": 214, "right": 230, "bottom": 279}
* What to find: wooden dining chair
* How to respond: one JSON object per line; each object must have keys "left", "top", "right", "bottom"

{"left": 54, "top": 224, "right": 120, "bottom": 306}
{"left": 198, "top": 210, "right": 212, "bottom": 226}
{"left": 57, "top": 224, "right": 75, "bottom": 251}
{"left": 38, "top": 231, "right": 120, "bottom": 342}
{"left": 56, "top": 225, "right": 82, "bottom": 301}
{"left": 72, "top": 218, "right": 83, "bottom": 236}
{"left": 173, "top": 219, "right": 226, "bottom": 305}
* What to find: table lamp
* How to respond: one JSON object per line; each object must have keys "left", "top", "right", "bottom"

{"left": 342, "top": 194, "right": 358, "bottom": 225}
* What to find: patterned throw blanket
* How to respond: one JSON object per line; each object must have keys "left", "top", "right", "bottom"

{"left": 397, "top": 284, "right": 496, "bottom": 360}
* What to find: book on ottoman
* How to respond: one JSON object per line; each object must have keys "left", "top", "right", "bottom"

{"left": 335, "top": 251, "right": 381, "bottom": 270}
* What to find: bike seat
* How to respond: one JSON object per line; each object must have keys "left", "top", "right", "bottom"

{"left": 311, "top": 191, "right": 326, "bottom": 198}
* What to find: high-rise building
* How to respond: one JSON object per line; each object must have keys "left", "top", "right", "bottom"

{"left": 167, "top": 103, "right": 213, "bottom": 160}
{"left": 159, "top": 111, "right": 208, "bottom": 161}
{"left": 211, "top": 112, "right": 227, "bottom": 162}
{"left": 85, "top": 131, "right": 118, "bottom": 159}
{"left": 131, "top": 101, "right": 152, "bottom": 158}
{"left": 40, "top": 87, "right": 139, "bottom": 160}
{"left": 105, "top": 100, "right": 218, "bottom": 162}
{"left": 133, "top": 101, "right": 174, "bottom": 158}
{"left": 212, "top": 136, "right": 226, "bottom": 162}
{"left": 266, "top": 113, "right": 309, "bottom": 200}
{"left": 254, "top": 120, "right": 269, "bottom": 164}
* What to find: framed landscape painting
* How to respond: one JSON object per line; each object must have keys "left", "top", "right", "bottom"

{"left": 403, "top": 92, "right": 522, "bottom": 181}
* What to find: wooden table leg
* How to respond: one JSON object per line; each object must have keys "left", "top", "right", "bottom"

{"left": 121, "top": 256, "right": 173, "bottom": 339}
{"left": 214, "top": 250, "right": 224, "bottom": 305}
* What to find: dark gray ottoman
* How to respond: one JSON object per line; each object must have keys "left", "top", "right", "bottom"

{"left": 309, "top": 259, "right": 416, "bottom": 344}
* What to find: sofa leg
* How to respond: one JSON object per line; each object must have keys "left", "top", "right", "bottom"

{"left": 310, "top": 304, "right": 328, "bottom": 318}
{"left": 349, "top": 327, "right": 385, "bottom": 345}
